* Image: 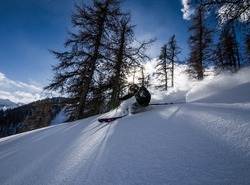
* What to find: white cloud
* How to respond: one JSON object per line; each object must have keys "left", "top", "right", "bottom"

{"left": 0, "top": 72, "right": 44, "bottom": 104}
{"left": 0, "top": 73, "right": 5, "bottom": 80}
{"left": 181, "top": 0, "right": 194, "bottom": 20}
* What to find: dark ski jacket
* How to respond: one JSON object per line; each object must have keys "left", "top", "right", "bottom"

{"left": 119, "top": 86, "right": 151, "bottom": 106}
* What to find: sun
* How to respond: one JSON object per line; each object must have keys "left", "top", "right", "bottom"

{"left": 126, "top": 72, "right": 141, "bottom": 85}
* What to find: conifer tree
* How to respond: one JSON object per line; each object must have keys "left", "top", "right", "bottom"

{"left": 155, "top": 35, "right": 181, "bottom": 90}
{"left": 243, "top": 32, "right": 250, "bottom": 65}
{"left": 214, "top": 23, "right": 241, "bottom": 72}
{"left": 167, "top": 35, "right": 181, "bottom": 87}
{"left": 188, "top": 0, "right": 249, "bottom": 74}
{"left": 107, "top": 16, "right": 135, "bottom": 110}
{"left": 107, "top": 15, "right": 154, "bottom": 109}
{"left": 45, "top": 0, "right": 125, "bottom": 120}
{"left": 155, "top": 44, "right": 168, "bottom": 90}
{"left": 187, "top": 5, "right": 213, "bottom": 80}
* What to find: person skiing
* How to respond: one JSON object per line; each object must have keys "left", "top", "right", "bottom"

{"left": 119, "top": 84, "right": 151, "bottom": 114}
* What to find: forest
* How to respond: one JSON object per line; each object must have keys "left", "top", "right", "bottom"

{"left": 44, "top": 0, "right": 250, "bottom": 120}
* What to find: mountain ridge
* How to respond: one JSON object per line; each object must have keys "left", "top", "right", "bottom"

{"left": 0, "top": 98, "right": 23, "bottom": 110}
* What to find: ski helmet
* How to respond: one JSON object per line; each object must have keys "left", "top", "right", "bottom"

{"left": 129, "top": 84, "right": 139, "bottom": 94}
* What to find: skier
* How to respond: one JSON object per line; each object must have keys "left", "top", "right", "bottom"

{"left": 119, "top": 84, "right": 151, "bottom": 114}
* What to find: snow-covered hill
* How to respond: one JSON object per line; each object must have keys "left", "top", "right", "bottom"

{"left": 0, "top": 69, "right": 250, "bottom": 185}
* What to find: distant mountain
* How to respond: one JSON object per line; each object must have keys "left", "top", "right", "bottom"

{"left": 0, "top": 99, "right": 22, "bottom": 110}
{"left": 0, "top": 97, "right": 69, "bottom": 138}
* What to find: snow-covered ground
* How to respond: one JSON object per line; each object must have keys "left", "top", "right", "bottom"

{"left": 0, "top": 68, "right": 250, "bottom": 185}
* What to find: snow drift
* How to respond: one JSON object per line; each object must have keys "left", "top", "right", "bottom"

{"left": 186, "top": 67, "right": 250, "bottom": 103}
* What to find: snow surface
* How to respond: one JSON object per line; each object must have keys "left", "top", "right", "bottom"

{"left": 0, "top": 69, "right": 250, "bottom": 185}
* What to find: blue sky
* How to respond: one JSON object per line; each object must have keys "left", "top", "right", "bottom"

{"left": 0, "top": 0, "right": 191, "bottom": 103}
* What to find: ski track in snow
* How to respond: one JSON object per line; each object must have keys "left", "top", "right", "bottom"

{"left": 1, "top": 85, "right": 250, "bottom": 184}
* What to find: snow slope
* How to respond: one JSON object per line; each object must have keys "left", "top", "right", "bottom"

{"left": 0, "top": 71, "right": 250, "bottom": 185}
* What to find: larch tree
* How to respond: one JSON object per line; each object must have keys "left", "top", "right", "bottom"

{"left": 45, "top": 0, "right": 125, "bottom": 120}
{"left": 214, "top": 23, "right": 241, "bottom": 72}
{"left": 166, "top": 35, "right": 181, "bottom": 87}
{"left": 188, "top": 0, "right": 249, "bottom": 73}
{"left": 187, "top": 5, "right": 214, "bottom": 80}
{"left": 243, "top": 32, "right": 250, "bottom": 65}
{"left": 106, "top": 15, "right": 154, "bottom": 109}
{"left": 155, "top": 44, "right": 168, "bottom": 90}
{"left": 155, "top": 35, "right": 181, "bottom": 90}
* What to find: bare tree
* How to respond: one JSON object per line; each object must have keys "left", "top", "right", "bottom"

{"left": 167, "top": 35, "right": 181, "bottom": 87}
{"left": 45, "top": 0, "right": 125, "bottom": 120}
{"left": 155, "top": 35, "right": 181, "bottom": 90}
{"left": 155, "top": 44, "right": 168, "bottom": 90}
{"left": 243, "top": 32, "right": 250, "bottom": 65}
{"left": 108, "top": 15, "right": 136, "bottom": 110}
{"left": 214, "top": 23, "right": 241, "bottom": 72}
{"left": 102, "top": 14, "right": 154, "bottom": 110}
{"left": 187, "top": 5, "right": 214, "bottom": 80}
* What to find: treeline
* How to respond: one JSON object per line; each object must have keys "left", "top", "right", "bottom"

{"left": 149, "top": 0, "right": 249, "bottom": 91}
{"left": 0, "top": 98, "right": 66, "bottom": 138}
{"left": 186, "top": 0, "right": 250, "bottom": 79}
